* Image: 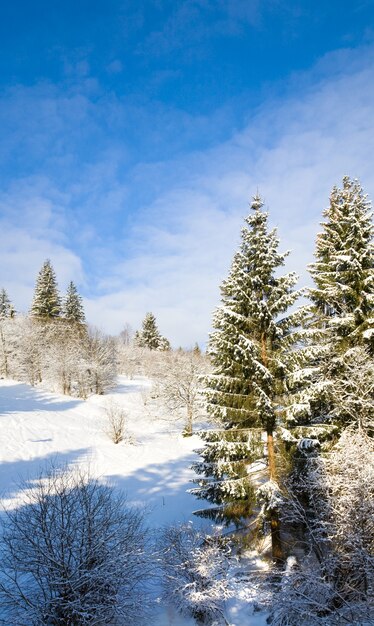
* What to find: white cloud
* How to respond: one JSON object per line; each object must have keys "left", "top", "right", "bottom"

{"left": 83, "top": 46, "right": 374, "bottom": 345}
{"left": 0, "top": 224, "right": 83, "bottom": 313}
{"left": 1, "top": 45, "right": 374, "bottom": 345}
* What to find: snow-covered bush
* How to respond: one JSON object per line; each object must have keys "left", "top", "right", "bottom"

{"left": 271, "top": 428, "right": 374, "bottom": 625}
{"left": 0, "top": 467, "right": 150, "bottom": 625}
{"left": 270, "top": 560, "right": 340, "bottom": 626}
{"left": 160, "top": 523, "right": 231, "bottom": 624}
{"left": 105, "top": 400, "right": 127, "bottom": 444}
{"left": 0, "top": 316, "right": 117, "bottom": 399}
{"left": 159, "top": 523, "right": 232, "bottom": 624}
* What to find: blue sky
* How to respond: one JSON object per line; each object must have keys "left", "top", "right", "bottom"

{"left": 1, "top": 1, "right": 374, "bottom": 346}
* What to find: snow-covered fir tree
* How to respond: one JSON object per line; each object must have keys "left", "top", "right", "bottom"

{"left": 279, "top": 179, "right": 374, "bottom": 614}
{"left": 63, "top": 281, "right": 86, "bottom": 324}
{"left": 309, "top": 176, "right": 373, "bottom": 349}
{"left": 288, "top": 177, "right": 374, "bottom": 427}
{"left": 135, "top": 312, "right": 169, "bottom": 350}
{"left": 158, "top": 335, "right": 171, "bottom": 351}
{"left": 191, "top": 428, "right": 263, "bottom": 525}
{"left": 30, "top": 260, "right": 61, "bottom": 319}
{"left": 192, "top": 196, "right": 303, "bottom": 559}
{"left": 0, "top": 288, "right": 15, "bottom": 319}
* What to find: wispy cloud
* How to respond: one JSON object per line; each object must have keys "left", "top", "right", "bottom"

{"left": 1, "top": 44, "right": 374, "bottom": 345}
{"left": 96, "top": 45, "right": 374, "bottom": 344}
{"left": 137, "top": 0, "right": 296, "bottom": 58}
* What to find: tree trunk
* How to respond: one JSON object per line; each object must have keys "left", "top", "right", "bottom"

{"left": 267, "top": 430, "right": 276, "bottom": 480}
{"left": 184, "top": 405, "right": 193, "bottom": 436}
{"left": 263, "top": 328, "right": 283, "bottom": 563}
{"left": 0, "top": 325, "right": 9, "bottom": 378}
{"left": 267, "top": 429, "right": 283, "bottom": 562}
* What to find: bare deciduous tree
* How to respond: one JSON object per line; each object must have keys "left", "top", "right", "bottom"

{"left": 0, "top": 466, "right": 150, "bottom": 625}
{"left": 154, "top": 350, "right": 210, "bottom": 435}
{"left": 0, "top": 318, "right": 17, "bottom": 378}
{"left": 119, "top": 322, "right": 134, "bottom": 347}
{"left": 80, "top": 327, "right": 117, "bottom": 397}
{"left": 41, "top": 320, "right": 87, "bottom": 395}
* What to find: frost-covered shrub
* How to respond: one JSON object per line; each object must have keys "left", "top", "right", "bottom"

{"left": 271, "top": 428, "right": 374, "bottom": 625}
{"left": 269, "top": 560, "right": 338, "bottom": 626}
{"left": 0, "top": 467, "right": 150, "bottom": 625}
{"left": 105, "top": 400, "right": 127, "bottom": 444}
{"left": 159, "top": 524, "right": 232, "bottom": 624}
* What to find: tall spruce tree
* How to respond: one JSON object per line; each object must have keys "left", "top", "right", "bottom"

{"left": 287, "top": 177, "right": 374, "bottom": 427}
{"left": 0, "top": 289, "right": 15, "bottom": 319}
{"left": 192, "top": 196, "right": 303, "bottom": 559}
{"left": 63, "top": 281, "right": 86, "bottom": 324}
{"left": 309, "top": 176, "right": 373, "bottom": 351}
{"left": 135, "top": 312, "right": 169, "bottom": 350}
{"left": 30, "top": 260, "right": 61, "bottom": 319}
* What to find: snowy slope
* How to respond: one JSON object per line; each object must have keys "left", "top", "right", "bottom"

{"left": 0, "top": 376, "right": 269, "bottom": 625}
{"left": 0, "top": 377, "right": 201, "bottom": 522}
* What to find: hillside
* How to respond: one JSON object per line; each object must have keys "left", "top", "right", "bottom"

{"left": 0, "top": 376, "right": 269, "bottom": 626}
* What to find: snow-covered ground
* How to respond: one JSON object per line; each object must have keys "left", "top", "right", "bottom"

{"left": 0, "top": 376, "right": 269, "bottom": 625}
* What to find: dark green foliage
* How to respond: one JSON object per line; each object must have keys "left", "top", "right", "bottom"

{"left": 30, "top": 260, "right": 61, "bottom": 319}
{"left": 190, "top": 429, "right": 262, "bottom": 524}
{"left": 288, "top": 177, "right": 374, "bottom": 427}
{"left": 194, "top": 197, "right": 302, "bottom": 527}
{"left": 135, "top": 312, "right": 170, "bottom": 350}
{"left": 309, "top": 176, "right": 374, "bottom": 351}
{"left": 0, "top": 289, "right": 15, "bottom": 319}
{"left": 205, "top": 196, "right": 302, "bottom": 430}
{"left": 63, "top": 281, "right": 86, "bottom": 324}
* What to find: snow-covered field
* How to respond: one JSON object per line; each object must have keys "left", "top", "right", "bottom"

{"left": 0, "top": 376, "right": 269, "bottom": 625}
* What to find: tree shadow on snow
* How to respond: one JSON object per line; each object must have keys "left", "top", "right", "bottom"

{"left": 0, "top": 448, "right": 91, "bottom": 501}
{"left": 0, "top": 382, "right": 81, "bottom": 414}
{"left": 107, "top": 454, "right": 212, "bottom": 529}
{"left": 112, "top": 381, "right": 151, "bottom": 395}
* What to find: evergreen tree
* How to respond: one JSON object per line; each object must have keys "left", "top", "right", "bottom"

{"left": 30, "top": 260, "right": 61, "bottom": 319}
{"left": 193, "top": 196, "right": 303, "bottom": 559}
{"left": 288, "top": 177, "right": 374, "bottom": 427}
{"left": 158, "top": 335, "right": 171, "bottom": 351}
{"left": 191, "top": 428, "right": 263, "bottom": 526}
{"left": 193, "top": 342, "right": 201, "bottom": 355}
{"left": 135, "top": 313, "right": 168, "bottom": 350}
{"left": 133, "top": 330, "right": 142, "bottom": 346}
{"left": 63, "top": 281, "right": 86, "bottom": 324}
{"left": 0, "top": 289, "right": 15, "bottom": 319}
{"left": 309, "top": 176, "right": 373, "bottom": 351}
